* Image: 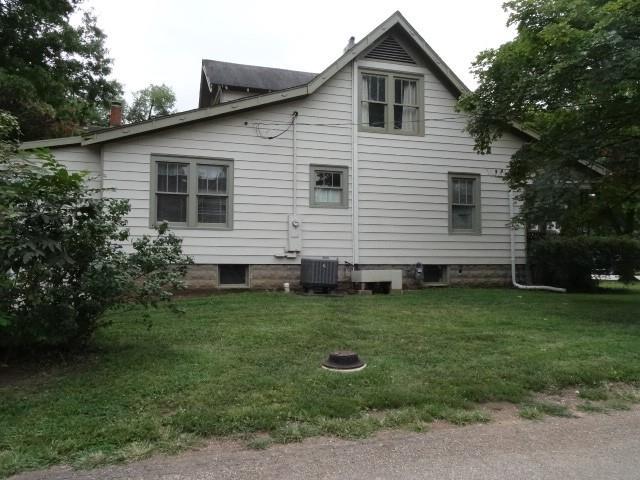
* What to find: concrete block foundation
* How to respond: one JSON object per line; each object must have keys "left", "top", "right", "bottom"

{"left": 182, "top": 263, "right": 527, "bottom": 292}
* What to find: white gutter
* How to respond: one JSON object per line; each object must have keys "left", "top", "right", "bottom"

{"left": 508, "top": 190, "right": 566, "bottom": 293}
{"left": 351, "top": 60, "right": 360, "bottom": 264}
{"left": 19, "top": 136, "right": 83, "bottom": 150}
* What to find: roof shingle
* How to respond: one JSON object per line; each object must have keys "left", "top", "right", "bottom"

{"left": 202, "top": 59, "right": 316, "bottom": 91}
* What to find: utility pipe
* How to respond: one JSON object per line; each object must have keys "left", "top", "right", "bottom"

{"left": 292, "top": 111, "right": 298, "bottom": 217}
{"left": 508, "top": 190, "right": 566, "bottom": 293}
{"left": 351, "top": 60, "right": 360, "bottom": 263}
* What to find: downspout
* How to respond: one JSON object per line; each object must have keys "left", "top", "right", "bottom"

{"left": 351, "top": 60, "right": 360, "bottom": 264}
{"left": 283, "top": 111, "right": 301, "bottom": 257}
{"left": 508, "top": 190, "right": 566, "bottom": 293}
{"left": 292, "top": 111, "right": 298, "bottom": 218}
{"left": 98, "top": 145, "right": 105, "bottom": 197}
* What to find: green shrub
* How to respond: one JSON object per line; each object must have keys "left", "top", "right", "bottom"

{"left": 529, "top": 236, "right": 640, "bottom": 292}
{"left": 0, "top": 152, "right": 192, "bottom": 352}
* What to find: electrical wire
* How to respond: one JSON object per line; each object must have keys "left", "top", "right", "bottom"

{"left": 180, "top": 94, "right": 637, "bottom": 135}
{"left": 239, "top": 114, "right": 469, "bottom": 133}
{"left": 255, "top": 111, "right": 298, "bottom": 139}
{"left": 237, "top": 97, "right": 637, "bottom": 131}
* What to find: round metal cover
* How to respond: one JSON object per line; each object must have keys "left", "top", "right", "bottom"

{"left": 322, "top": 351, "right": 366, "bottom": 372}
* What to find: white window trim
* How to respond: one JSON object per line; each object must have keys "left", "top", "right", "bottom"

{"left": 150, "top": 154, "right": 234, "bottom": 230}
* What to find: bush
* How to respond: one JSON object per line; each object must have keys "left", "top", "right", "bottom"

{"left": 529, "top": 236, "right": 640, "bottom": 292}
{"left": 0, "top": 152, "right": 192, "bottom": 351}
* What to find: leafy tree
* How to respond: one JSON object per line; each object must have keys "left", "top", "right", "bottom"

{"left": 0, "top": 0, "right": 122, "bottom": 140}
{"left": 0, "top": 109, "right": 19, "bottom": 159}
{"left": 458, "top": 0, "right": 640, "bottom": 236}
{"left": 125, "top": 84, "right": 176, "bottom": 123}
{"left": 0, "top": 133, "right": 192, "bottom": 351}
{"left": 529, "top": 236, "right": 640, "bottom": 291}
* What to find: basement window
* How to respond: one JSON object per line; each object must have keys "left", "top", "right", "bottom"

{"left": 423, "top": 265, "right": 447, "bottom": 284}
{"left": 218, "top": 265, "right": 248, "bottom": 287}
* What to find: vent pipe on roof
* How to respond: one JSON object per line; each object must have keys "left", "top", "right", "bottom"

{"left": 344, "top": 36, "right": 356, "bottom": 53}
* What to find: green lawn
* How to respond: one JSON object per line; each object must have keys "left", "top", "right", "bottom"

{"left": 2, "top": 285, "right": 640, "bottom": 477}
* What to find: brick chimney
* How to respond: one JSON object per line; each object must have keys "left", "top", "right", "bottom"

{"left": 109, "top": 101, "right": 123, "bottom": 127}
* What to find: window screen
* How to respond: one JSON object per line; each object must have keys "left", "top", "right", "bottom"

{"left": 197, "top": 164, "right": 228, "bottom": 224}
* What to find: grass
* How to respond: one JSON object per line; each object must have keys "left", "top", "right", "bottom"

{"left": 519, "top": 402, "right": 574, "bottom": 420}
{"left": 1, "top": 284, "right": 640, "bottom": 477}
{"left": 577, "top": 400, "right": 632, "bottom": 413}
{"left": 575, "top": 383, "right": 640, "bottom": 414}
{"left": 578, "top": 385, "right": 610, "bottom": 401}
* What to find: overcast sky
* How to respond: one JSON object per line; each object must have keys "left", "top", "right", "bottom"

{"left": 81, "top": 0, "right": 515, "bottom": 112}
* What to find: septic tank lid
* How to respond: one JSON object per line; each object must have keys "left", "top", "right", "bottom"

{"left": 322, "top": 351, "right": 366, "bottom": 372}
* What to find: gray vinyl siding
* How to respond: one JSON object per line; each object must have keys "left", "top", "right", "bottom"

{"left": 219, "top": 90, "right": 257, "bottom": 103}
{"left": 97, "top": 66, "right": 353, "bottom": 264}
{"left": 48, "top": 59, "right": 525, "bottom": 267}
{"left": 357, "top": 61, "right": 525, "bottom": 265}
{"left": 44, "top": 145, "right": 102, "bottom": 192}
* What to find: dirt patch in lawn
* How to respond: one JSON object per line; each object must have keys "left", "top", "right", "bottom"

{"left": 242, "top": 383, "right": 640, "bottom": 453}
{"left": 479, "top": 402, "right": 521, "bottom": 423}
{"left": 519, "top": 383, "right": 640, "bottom": 420}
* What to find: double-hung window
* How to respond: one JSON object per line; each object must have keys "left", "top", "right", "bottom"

{"left": 151, "top": 156, "right": 233, "bottom": 228}
{"left": 309, "top": 165, "right": 348, "bottom": 208}
{"left": 156, "top": 161, "right": 189, "bottom": 224}
{"left": 394, "top": 78, "right": 420, "bottom": 131}
{"left": 448, "top": 173, "right": 481, "bottom": 234}
{"left": 197, "top": 164, "right": 228, "bottom": 224}
{"left": 360, "top": 70, "right": 423, "bottom": 135}
{"left": 361, "top": 74, "right": 387, "bottom": 128}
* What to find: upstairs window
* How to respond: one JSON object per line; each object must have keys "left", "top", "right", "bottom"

{"left": 360, "top": 70, "right": 423, "bottom": 136}
{"left": 394, "top": 78, "right": 419, "bottom": 132}
{"left": 151, "top": 156, "right": 233, "bottom": 229}
{"left": 361, "top": 74, "right": 386, "bottom": 128}
{"left": 449, "top": 173, "right": 481, "bottom": 234}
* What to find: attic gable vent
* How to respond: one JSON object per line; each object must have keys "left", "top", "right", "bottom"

{"left": 365, "top": 35, "right": 416, "bottom": 65}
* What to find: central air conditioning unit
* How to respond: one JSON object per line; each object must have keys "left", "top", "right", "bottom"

{"left": 301, "top": 257, "right": 339, "bottom": 293}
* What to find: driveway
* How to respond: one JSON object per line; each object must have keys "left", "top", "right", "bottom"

{"left": 12, "top": 408, "right": 640, "bottom": 480}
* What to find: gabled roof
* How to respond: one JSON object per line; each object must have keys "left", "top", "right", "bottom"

{"left": 19, "top": 11, "right": 532, "bottom": 149}
{"left": 202, "top": 60, "right": 316, "bottom": 92}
